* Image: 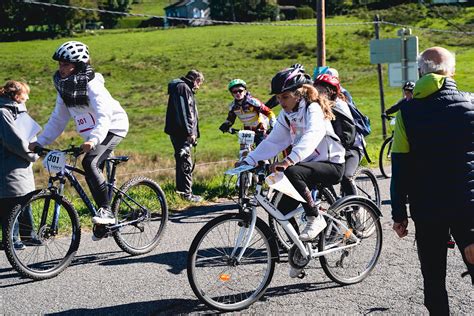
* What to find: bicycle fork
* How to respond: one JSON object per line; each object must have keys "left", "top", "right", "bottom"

{"left": 230, "top": 207, "right": 257, "bottom": 263}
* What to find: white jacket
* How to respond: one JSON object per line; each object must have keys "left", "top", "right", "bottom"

{"left": 244, "top": 99, "right": 345, "bottom": 166}
{"left": 37, "top": 73, "right": 129, "bottom": 147}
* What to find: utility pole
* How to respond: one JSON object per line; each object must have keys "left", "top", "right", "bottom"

{"left": 316, "top": 0, "right": 325, "bottom": 67}
{"left": 374, "top": 15, "right": 387, "bottom": 139}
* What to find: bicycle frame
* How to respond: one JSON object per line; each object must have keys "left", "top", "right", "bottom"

{"left": 43, "top": 158, "right": 148, "bottom": 232}
{"left": 232, "top": 169, "right": 361, "bottom": 262}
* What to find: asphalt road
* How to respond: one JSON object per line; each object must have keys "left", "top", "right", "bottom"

{"left": 1, "top": 171, "right": 473, "bottom": 315}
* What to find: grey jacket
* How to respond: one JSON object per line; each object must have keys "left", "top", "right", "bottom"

{"left": 0, "top": 97, "right": 37, "bottom": 198}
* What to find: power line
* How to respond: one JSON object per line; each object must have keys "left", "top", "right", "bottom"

{"left": 19, "top": 0, "right": 474, "bottom": 35}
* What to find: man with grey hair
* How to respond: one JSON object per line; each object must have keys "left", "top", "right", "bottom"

{"left": 165, "top": 70, "right": 204, "bottom": 202}
{"left": 390, "top": 46, "right": 474, "bottom": 314}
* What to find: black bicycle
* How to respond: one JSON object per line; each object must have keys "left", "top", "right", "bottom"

{"left": 4, "top": 146, "right": 168, "bottom": 280}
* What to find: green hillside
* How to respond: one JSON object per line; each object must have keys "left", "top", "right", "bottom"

{"left": 1, "top": 8, "right": 473, "bottom": 207}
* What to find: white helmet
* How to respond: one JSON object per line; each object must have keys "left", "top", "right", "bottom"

{"left": 52, "top": 41, "right": 90, "bottom": 63}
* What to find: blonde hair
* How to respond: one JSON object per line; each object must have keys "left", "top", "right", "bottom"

{"left": 0, "top": 80, "right": 30, "bottom": 101}
{"left": 295, "top": 84, "right": 335, "bottom": 120}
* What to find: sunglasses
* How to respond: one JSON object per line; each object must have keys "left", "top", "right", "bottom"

{"left": 231, "top": 89, "right": 245, "bottom": 94}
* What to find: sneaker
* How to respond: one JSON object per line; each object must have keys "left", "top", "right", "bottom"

{"left": 22, "top": 238, "right": 43, "bottom": 247}
{"left": 299, "top": 215, "right": 327, "bottom": 241}
{"left": 180, "top": 193, "right": 203, "bottom": 203}
{"left": 13, "top": 241, "right": 26, "bottom": 250}
{"left": 92, "top": 207, "right": 115, "bottom": 225}
{"left": 289, "top": 265, "right": 303, "bottom": 278}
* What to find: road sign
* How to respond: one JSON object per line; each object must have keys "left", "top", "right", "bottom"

{"left": 388, "top": 62, "right": 418, "bottom": 87}
{"left": 370, "top": 36, "right": 418, "bottom": 64}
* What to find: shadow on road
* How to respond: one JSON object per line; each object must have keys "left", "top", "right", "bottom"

{"left": 169, "top": 201, "right": 238, "bottom": 225}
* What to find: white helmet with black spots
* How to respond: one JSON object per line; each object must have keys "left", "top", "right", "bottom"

{"left": 52, "top": 41, "right": 90, "bottom": 63}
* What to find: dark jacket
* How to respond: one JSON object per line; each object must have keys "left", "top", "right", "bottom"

{"left": 164, "top": 77, "right": 199, "bottom": 138}
{"left": 0, "top": 97, "right": 37, "bottom": 198}
{"left": 390, "top": 74, "right": 474, "bottom": 228}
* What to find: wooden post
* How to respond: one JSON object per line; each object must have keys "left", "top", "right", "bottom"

{"left": 316, "top": 0, "right": 325, "bottom": 67}
{"left": 374, "top": 15, "right": 387, "bottom": 139}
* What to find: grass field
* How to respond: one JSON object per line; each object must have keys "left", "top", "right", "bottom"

{"left": 1, "top": 6, "right": 473, "bottom": 211}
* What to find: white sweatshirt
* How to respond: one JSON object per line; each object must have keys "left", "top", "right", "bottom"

{"left": 244, "top": 99, "right": 345, "bottom": 166}
{"left": 37, "top": 73, "right": 129, "bottom": 147}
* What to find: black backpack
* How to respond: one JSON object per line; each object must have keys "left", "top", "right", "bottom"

{"left": 331, "top": 105, "right": 356, "bottom": 149}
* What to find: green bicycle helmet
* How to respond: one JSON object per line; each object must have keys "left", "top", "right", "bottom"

{"left": 228, "top": 79, "right": 247, "bottom": 91}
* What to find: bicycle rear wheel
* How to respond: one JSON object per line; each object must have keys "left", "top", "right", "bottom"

{"left": 5, "top": 190, "right": 81, "bottom": 280}
{"left": 112, "top": 176, "right": 168, "bottom": 255}
{"left": 268, "top": 187, "right": 335, "bottom": 252}
{"left": 187, "top": 213, "right": 276, "bottom": 312}
{"left": 354, "top": 168, "right": 381, "bottom": 208}
{"left": 319, "top": 198, "right": 382, "bottom": 285}
{"left": 379, "top": 136, "right": 393, "bottom": 178}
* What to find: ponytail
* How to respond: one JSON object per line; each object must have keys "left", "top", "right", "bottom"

{"left": 295, "top": 84, "right": 335, "bottom": 121}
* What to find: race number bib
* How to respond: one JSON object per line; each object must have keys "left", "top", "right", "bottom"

{"left": 43, "top": 151, "right": 66, "bottom": 173}
{"left": 74, "top": 112, "right": 96, "bottom": 133}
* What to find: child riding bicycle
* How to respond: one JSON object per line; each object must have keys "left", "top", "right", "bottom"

{"left": 29, "top": 41, "right": 129, "bottom": 228}
{"left": 237, "top": 67, "right": 345, "bottom": 277}
{"left": 219, "top": 79, "right": 276, "bottom": 146}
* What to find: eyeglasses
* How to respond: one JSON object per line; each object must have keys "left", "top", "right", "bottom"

{"left": 231, "top": 89, "right": 245, "bottom": 95}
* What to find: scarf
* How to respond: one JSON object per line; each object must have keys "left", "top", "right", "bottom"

{"left": 53, "top": 64, "right": 95, "bottom": 107}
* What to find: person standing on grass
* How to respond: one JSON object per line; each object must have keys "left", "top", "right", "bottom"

{"left": 0, "top": 80, "right": 39, "bottom": 250}
{"left": 29, "top": 41, "right": 129, "bottom": 229}
{"left": 165, "top": 70, "right": 204, "bottom": 203}
{"left": 390, "top": 46, "right": 474, "bottom": 315}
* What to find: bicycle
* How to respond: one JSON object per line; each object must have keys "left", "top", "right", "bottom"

{"left": 379, "top": 114, "right": 396, "bottom": 178}
{"left": 187, "top": 164, "right": 383, "bottom": 311}
{"left": 4, "top": 146, "right": 168, "bottom": 280}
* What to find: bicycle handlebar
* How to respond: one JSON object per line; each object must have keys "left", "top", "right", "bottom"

{"left": 33, "top": 145, "right": 84, "bottom": 158}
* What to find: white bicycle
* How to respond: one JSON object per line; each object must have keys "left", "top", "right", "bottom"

{"left": 187, "top": 164, "right": 383, "bottom": 311}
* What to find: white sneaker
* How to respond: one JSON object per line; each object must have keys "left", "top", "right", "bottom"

{"left": 92, "top": 207, "right": 115, "bottom": 225}
{"left": 288, "top": 265, "right": 303, "bottom": 278}
{"left": 299, "top": 215, "right": 327, "bottom": 241}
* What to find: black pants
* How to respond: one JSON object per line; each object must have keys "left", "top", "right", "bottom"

{"left": 170, "top": 135, "right": 193, "bottom": 194}
{"left": 340, "top": 148, "right": 361, "bottom": 196}
{"left": 82, "top": 133, "right": 123, "bottom": 209}
{"left": 278, "top": 161, "right": 344, "bottom": 216}
{"left": 414, "top": 219, "right": 474, "bottom": 315}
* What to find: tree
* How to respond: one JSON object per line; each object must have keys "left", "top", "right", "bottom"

{"left": 210, "top": 0, "right": 278, "bottom": 22}
{"left": 98, "top": 0, "right": 132, "bottom": 29}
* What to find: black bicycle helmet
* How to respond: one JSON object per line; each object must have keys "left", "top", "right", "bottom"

{"left": 403, "top": 81, "right": 415, "bottom": 91}
{"left": 270, "top": 68, "right": 312, "bottom": 95}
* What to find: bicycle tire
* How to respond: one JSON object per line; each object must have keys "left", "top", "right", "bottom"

{"left": 268, "top": 187, "right": 335, "bottom": 252}
{"left": 354, "top": 168, "right": 381, "bottom": 208}
{"left": 319, "top": 197, "right": 382, "bottom": 285}
{"left": 112, "top": 176, "right": 168, "bottom": 255}
{"left": 4, "top": 190, "right": 81, "bottom": 280}
{"left": 187, "top": 213, "right": 277, "bottom": 312}
{"left": 379, "top": 136, "right": 393, "bottom": 178}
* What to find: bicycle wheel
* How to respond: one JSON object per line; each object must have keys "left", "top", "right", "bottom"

{"left": 379, "top": 136, "right": 393, "bottom": 178}
{"left": 269, "top": 187, "right": 335, "bottom": 252}
{"left": 187, "top": 213, "right": 276, "bottom": 311}
{"left": 112, "top": 176, "right": 168, "bottom": 255}
{"left": 4, "top": 190, "right": 81, "bottom": 280}
{"left": 319, "top": 198, "right": 382, "bottom": 285}
{"left": 354, "top": 168, "right": 381, "bottom": 208}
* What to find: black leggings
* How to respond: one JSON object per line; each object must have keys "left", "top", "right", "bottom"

{"left": 278, "top": 161, "right": 344, "bottom": 216}
{"left": 82, "top": 133, "right": 123, "bottom": 209}
{"left": 341, "top": 148, "right": 362, "bottom": 196}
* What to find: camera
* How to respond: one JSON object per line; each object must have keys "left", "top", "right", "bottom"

{"left": 179, "top": 141, "right": 193, "bottom": 158}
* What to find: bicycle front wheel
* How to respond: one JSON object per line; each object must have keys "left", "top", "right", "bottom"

{"left": 5, "top": 190, "right": 81, "bottom": 280}
{"left": 319, "top": 198, "right": 382, "bottom": 285}
{"left": 354, "top": 168, "right": 381, "bottom": 208}
{"left": 187, "top": 213, "right": 276, "bottom": 312}
{"left": 379, "top": 136, "right": 393, "bottom": 178}
{"left": 112, "top": 176, "right": 168, "bottom": 255}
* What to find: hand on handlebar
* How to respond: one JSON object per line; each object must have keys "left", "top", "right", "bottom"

{"left": 219, "top": 121, "right": 232, "bottom": 133}
{"left": 269, "top": 160, "right": 291, "bottom": 173}
{"left": 234, "top": 160, "right": 249, "bottom": 168}
{"left": 81, "top": 141, "right": 95, "bottom": 153}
